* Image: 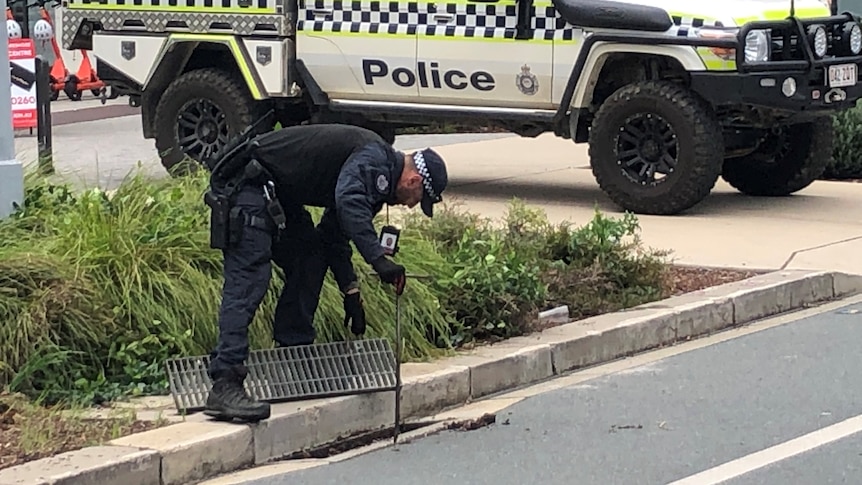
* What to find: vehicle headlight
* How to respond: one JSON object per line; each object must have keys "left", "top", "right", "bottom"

{"left": 808, "top": 24, "right": 828, "bottom": 58}
{"left": 845, "top": 21, "right": 862, "bottom": 55}
{"left": 745, "top": 30, "right": 770, "bottom": 62}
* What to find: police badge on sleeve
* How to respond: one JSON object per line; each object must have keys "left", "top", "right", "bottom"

{"left": 376, "top": 173, "right": 389, "bottom": 194}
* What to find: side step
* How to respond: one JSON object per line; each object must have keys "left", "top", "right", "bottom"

{"left": 164, "top": 339, "right": 398, "bottom": 414}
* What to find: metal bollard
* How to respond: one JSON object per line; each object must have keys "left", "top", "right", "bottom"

{"left": 35, "top": 56, "right": 53, "bottom": 175}
{"left": 0, "top": 22, "right": 24, "bottom": 220}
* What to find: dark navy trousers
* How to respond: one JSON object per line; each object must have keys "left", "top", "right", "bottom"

{"left": 208, "top": 185, "right": 331, "bottom": 379}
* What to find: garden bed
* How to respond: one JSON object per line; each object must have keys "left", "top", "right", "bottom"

{"left": 0, "top": 166, "right": 762, "bottom": 470}
{"left": 0, "top": 262, "right": 758, "bottom": 471}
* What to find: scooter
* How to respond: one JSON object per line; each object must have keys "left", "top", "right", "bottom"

{"left": 6, "top": 0, "right": 111, "bottom": 101}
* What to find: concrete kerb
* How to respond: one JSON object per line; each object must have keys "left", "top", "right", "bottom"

{"left": 1, "top": 269, "right": 860, "bottom": 485}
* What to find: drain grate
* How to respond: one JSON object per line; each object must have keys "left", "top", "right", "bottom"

{"left": 165, "top": 339, "right": 398, "bottom": 413}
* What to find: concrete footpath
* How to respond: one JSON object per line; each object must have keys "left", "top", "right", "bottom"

{"left": 1, "top": 270, "right": 862, "bottom": 485}
{"left": 429, "top": 133, "right": 862, "bottom": 274}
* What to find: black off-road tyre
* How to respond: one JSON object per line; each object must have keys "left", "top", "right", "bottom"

{"left": 154, "top": 68, "right": 257, "bottom": 176}
{"left": 588, "top": 80, "right": 724, "bottom": 215}
{"left": 721, "top": 122, "right": 833, "bottom": 196}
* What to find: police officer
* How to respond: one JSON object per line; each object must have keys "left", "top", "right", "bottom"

{"left": 204, "top": 123, "right": 449, "bottom": 423}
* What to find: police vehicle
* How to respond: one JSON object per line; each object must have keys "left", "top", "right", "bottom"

{"left": 60, "top": 0, "right": 862, "bottom": 215}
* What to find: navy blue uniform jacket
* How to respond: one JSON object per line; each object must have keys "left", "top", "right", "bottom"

{"left": 250, "top": 124, "right": 404, "bottom": 270}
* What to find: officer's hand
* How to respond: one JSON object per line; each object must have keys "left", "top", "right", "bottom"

{"left": 372, "top": 256, "right": 406, "bottom": 295}
{"left": 343, "top": 289, "right": 366, "bottom": 336}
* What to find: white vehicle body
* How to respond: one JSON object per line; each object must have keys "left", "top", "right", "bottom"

{"left": 60, "top": 0, "right": 862, "bottom": 215}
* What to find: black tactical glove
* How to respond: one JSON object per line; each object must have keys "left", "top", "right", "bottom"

{"left": 372, "top": 256, "right": 406, "bottom": 295}
{"left": 343, "top": 289, "right": 366, "bottom": 336}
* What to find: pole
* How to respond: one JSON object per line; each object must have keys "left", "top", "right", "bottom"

{"left": 0, "top": 26, "right": 25, "bottom": 220}
{"left": 36, "top": 56, "right": 53, "bottom": 174}
{"left": 393, "top": 290, "right": 402, "bottom": 444}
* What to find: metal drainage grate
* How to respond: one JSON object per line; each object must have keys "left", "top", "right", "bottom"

{"left": 165, "top": 339, "right": 398, "bottom": 413}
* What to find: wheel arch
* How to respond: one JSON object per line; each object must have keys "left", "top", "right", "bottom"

{"left": 570, "top": 44, "right": 705, "bottom": 110}
{"left": 563, "top": 44, "right": 706, "bottom": 142}
{"left": 141, "top": 34, "right": 267, "bottom": 139}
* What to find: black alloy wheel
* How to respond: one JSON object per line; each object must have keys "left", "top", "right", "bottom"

{"left": 176, "top": 98, "right": 230, "bottom": 163}
{"left": 615, "top": 112, "right": 679, "bottom": 187}
{"left": 153, "top": 68, "right": 256, "bottom": 176}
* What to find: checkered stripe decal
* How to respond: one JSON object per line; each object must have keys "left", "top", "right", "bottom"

{"left": 413, "top": 150, "right": 438, "bottom": 200}
{"left": 61, "top": 8, "right": 290, "bottom": 46}
{"left": 668, "top": 14, "right": 725, "bottom": 37}
{"left": 298, "top": 0, "right": 577, "bottom": 40}
{"left": 300, "top": 1, "right": 422, "bottom": 35}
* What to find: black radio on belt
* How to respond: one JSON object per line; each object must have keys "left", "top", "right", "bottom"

{"left": 9, "top": 62, "right": 35, "bottom": 91}
{"left": 379, "top": 225, "right": 401, "bottom": 256}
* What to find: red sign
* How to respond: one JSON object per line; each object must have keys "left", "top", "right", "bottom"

{"left": 8, "top": 38, "right": 37, "bottom": 130}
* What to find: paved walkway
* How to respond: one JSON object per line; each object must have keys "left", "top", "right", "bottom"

{"left": 430, "top": 134, "right": 862, "bottom": 273}
{"left": 13, "top": 115, "right": 862, "bottom": 273}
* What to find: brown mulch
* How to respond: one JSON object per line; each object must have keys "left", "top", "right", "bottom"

{"left": 663, "top": 265, "right": 762, "bottom": 296}
{"left": 0, "top": 393, "right": 167, "bottom": 472}
{"left": 523, "top": 264, "right": 764, "bottom": 335}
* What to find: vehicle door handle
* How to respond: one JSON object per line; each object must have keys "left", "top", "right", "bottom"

{"left": 433, "top": 13, "right": 453, "bottom": 23}
{"left": 312, "top": 8, "right": 332, "bottom": 15}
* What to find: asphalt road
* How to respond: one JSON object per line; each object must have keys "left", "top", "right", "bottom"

{"left": 243, "top": 300, "right": 862, "bottom": 485}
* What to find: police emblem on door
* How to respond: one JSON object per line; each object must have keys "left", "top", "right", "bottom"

{"left": 516, "top": 64, "right": 538, "bottom": 95}
{"left": 256, "top": 46, "right": 272, "bottom": 66}
{"left": 121, "top": 41, "right": 136, "bottom": 61}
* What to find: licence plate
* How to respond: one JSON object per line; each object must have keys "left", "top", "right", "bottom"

{"left": 828, "top": 63, "right": 858, "bottom": 88}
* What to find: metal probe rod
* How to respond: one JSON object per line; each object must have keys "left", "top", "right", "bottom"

{"left": 393, "top": 290, "right": 402, "bottom": 444}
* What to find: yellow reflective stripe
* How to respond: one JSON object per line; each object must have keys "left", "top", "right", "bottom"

{"left": 169, "top": 33, "right": 264, "bottom": 99}
{"left": 67, "top": 3, "right": 274, "bottom": 12}
{"left": 668, "top": 5, "right": 831, "bottom": 27}
{"left": 666, "top": 11, "right": 721, "bottom": 24}
{"left": 735, "top": 6, "right": 831, "bottom": 24}
{"left": 696, "top": 46, "right": 737, "bottom": 71}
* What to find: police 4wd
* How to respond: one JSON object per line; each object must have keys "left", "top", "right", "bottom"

{"left": 61, "top": 0, "right": 862, "bottom": 215}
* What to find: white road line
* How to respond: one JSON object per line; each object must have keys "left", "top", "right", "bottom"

{"left": 667, "top": 413, "right": 862, "bottom": 485}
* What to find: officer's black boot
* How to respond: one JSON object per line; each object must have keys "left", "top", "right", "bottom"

{"left": 204, "top": 365, "right": 270, "bottom": 423}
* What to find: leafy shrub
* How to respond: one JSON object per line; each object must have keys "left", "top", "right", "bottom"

{"left": 1, "top": 167, "right": 672, "bottom": 406}
{"left": 401, "top": 199, "right": 670, "bottom": 345}
{"left": 827, "top": 102, "right": 862, "bottom": 180}
{"left": 539, "top": 210, "right": 669, "bottom": 318}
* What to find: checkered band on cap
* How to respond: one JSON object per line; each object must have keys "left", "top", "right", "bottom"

{"left": 413, "top": 149, "right": 438, "bottom": 201}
